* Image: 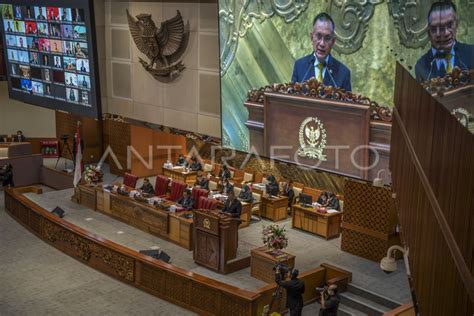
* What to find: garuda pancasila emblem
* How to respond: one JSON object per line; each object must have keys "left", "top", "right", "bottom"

{"left": 297, "top": 117, "right": 327, "bottom": 161}
{"left": 127, "top": 10, "right": 190, "bottom": 83}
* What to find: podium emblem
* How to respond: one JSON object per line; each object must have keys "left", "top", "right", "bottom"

{"left": 297, "top": 117, "right": 327, "bottom": 160}
{"left": 203, "top": 218, "right": 211, "bottom": 230}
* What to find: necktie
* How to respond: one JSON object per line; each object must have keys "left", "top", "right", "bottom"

{"left": 317, "top": 63, "right": 324, "bottom": 82}
{"left": 446, "top": 53, "right": 453, "bottom": 73}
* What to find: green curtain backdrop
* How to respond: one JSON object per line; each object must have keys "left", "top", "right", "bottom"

{"left": 219, "top": 0, "right": 474, "bottom": 151}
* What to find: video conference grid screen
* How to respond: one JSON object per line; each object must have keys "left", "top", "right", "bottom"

{"left": 0, "top": 1, "right": 99, "bottom": 118}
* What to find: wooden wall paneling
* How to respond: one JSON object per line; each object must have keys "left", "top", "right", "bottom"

{"left": 55, "top": 111, "right": 103, "bottom": 164}
{"left": 153, "top": 130, "right": 186, "bottom": 176}
{"left": 130, "top": 125, "right": 154, "bottom": 177}
{"left": 390, "top": 64, "right": 474, "bottom": 315}
{"left": 105, "top": 120, "right": 130, "bottom": 176}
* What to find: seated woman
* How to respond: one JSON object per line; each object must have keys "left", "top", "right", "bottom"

{"left": 218, "top": 165, "right": 231, "bottom": 179}
{"left": 139, "top": 178, "right": 154, "bottom": 195}
{"left": 238, "top": 184, "right": 253, "bottom": 203}
{"left": 194, "top": 171, "right": 209, "bottom": 190}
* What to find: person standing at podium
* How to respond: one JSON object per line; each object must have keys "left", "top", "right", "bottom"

{"left": 415, "top": 2, "right": 474, "bottom": 82}
{"left": 291, "top": 13, "right": 351, "bottom": 91}
{"left": 222, "top": 190, "right": 242, "bottom": 219}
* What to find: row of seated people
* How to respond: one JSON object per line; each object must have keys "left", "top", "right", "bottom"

{"left": 121, "top": 171, "right": 243, "bottom": 219}
{"left": 123, "top": 164, "right": 341, "bottom": 224}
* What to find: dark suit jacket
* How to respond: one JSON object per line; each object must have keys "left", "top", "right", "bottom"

{"left": 140, "top": 182, "right": 155, "bottom": 195}
{"left": 14, "top": 135, "right": 26, "bottom": 142}
{"left": 223, "top": 198, "right": 242, "bottom": 218}
{"left": 284, "top": 187, "right": 295, "bottom": 207}
{"left": 1, "top": 169, "right": 14, "bottom": 187}
{"left": 195, "top": 178, "right": 209, "bottom": 190}
{"left": 276, "top": 274, "right": 305, "bottom": 310}
{"left": 266, "top": 182, "right": 279, "bottom": 197}
{"left": 220, "top": 183, "right": 234, "bottom": 195}
{"left": 189, "top": 161, "right": 202, "bottom": 171}
{"left": 219, "top": 169, "right": 231, "bottom": 179}
{"left": 415, "top": 42, "right": 474, "bottom": 82}
{"left": 177, "top": 196, "right": 194, "bottom": 210}
{"left": 238, "top": 189, "right": 253, "bottom": 203}
{"left": 291, "top": 53, "right": 351, "bottom": 91}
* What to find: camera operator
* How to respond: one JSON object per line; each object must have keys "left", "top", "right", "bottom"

{"left": 275, "top": 267, "right": 305, "bottom": 316}
{"left": 319, "top": 284, "right": 340, "bottom": 316}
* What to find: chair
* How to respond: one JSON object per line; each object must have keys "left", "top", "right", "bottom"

{"left": 242, "top": 172, "right": 253, "bottom": 183}
{"left": 209, "top": 180, "right": 218, "bottom": 191}
{"left": 197, "top": 196, "right": 218, "bottom": 210}
{"left": 169, "top": 180, "right": 187, "bottom": 202}
{"left": 123, "top": 172, "right": 138, "bottom": 188}
{"left": 155, "top": 175, "right": 170, "bottom": 197}
{"left": 251, "top": 191, "right": 262, "bottom": 221}
{"left": 192, "top": 187, "right": 209, "bottom": 208}
{"left": 203, "top": 163, "right": 214, "bottom": 172}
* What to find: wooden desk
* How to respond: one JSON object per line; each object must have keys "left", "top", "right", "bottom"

{"left": 76, "top": 184, "right": 194, "bottom": 250}
{"left": 250, "top": 246, "right": 295, "bottom": 283}
{"left": 292, "top": 204, "right": 342, "bottom": 239}
{"left": 261, "top": 196, "right": 287, "bottom": 222}
{"left": 162, "top": 167, "right": 197, "bottom": 185}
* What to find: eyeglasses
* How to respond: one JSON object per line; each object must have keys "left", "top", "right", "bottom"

{"left": 429, "top": 21, "right": 455, "bottom": 34}
{"left": 312, "top": 33, "right": 334, "bottom": 43}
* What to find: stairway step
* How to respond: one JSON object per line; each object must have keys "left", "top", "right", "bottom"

{"left": 338, "top": 303, "right": 369, "bottom": 316}
{"left": 340, "top": 292, "right": 391, "bottom": 316}
{"left": 348, "top": 283, "right": 402, "bottom": 309}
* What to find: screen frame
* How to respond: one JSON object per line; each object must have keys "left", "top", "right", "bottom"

{"left": 0, "top": 0, "right": 102, "bottom": 119}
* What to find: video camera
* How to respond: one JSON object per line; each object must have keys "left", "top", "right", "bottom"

{"left": 273, "top": 261, "right": 290, "bottom": 279}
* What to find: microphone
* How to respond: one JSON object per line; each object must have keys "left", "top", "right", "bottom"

{"left": 322, "top": 60, "right": 338, "bottom": 88}
{"left": 427, "top": 58, "right": 436, "bottom": 81}
{"left": 301, "top": 57, "right": 315, "bottom": 82}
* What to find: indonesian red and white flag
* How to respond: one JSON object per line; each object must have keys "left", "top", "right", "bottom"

{"left": 73, "top": 124, "right": 83, "bottom": 187}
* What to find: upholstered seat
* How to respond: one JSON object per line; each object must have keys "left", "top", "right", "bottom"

{"left": 155, "top": 175, "right": 170, "bottom": 197}
{"left": 169, "top": 180, "right": 187, "bottom": 202}
{"left": 197, "top": 196, "right": 218, "bottom": 210}
{"left": 123, "top": 172, "right": 138, "bottom": 188}
{"left": 192, "top": 187, "right": 209, "bottom": 208}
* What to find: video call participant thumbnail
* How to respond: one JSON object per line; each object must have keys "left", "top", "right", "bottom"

{"left": 291, "top": 13, "right": 351, "bottom": 91}
{"left": 415, "top": 2, "right": 474, "bottom": 82}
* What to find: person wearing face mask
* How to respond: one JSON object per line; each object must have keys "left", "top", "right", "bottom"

{"left": 291, "top": 13, "right": 351, "bottom": 91}
{"left": 415, "top": 2, "right": 474, "bottom": 82}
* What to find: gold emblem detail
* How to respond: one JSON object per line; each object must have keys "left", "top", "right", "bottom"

{"left": 203, "top": 218, "right": 211, "bottom": 230}
{"left": 297, "top": 117, "right": 327, "bottom": 160}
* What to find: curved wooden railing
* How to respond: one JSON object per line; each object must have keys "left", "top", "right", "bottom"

{"left": 5, "top": 186, "right": 352, "bottom": 315}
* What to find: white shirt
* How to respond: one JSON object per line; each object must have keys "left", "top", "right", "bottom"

{"left": 431, "top": 45, "right": 455, "bottom": 71}
{"left": 313, "top": 54, "right": 330, "bottom": 80}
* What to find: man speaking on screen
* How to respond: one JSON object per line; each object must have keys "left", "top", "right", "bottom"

{"left": 291, "top": 13, "right": 351, "bottom": 92}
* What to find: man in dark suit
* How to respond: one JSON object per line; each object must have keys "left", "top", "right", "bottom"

{"left": 189, "top": 156, "right": 202, "bottom": 171}
{"left": 1, "top": 164, "right": 14, "bottom": 188}
{"left": 291, "top": 13, "right": 351, "bottom": 91}
{"left": 139, "top": 178, "right": 154, "bottom": 195}
{"left": 415, "top": 2, "right": 474, "bottom": 82}
{"left": 177, "top": 189, "right": 194, "bottom": 210}
{"left": 283, "top": 180, "right": 295, "bottom": 210}
{"left": 15, "top": 130, "right": 26, "bottom": 142}
{"left": 265, "top": 175, "right": 280, "bottom": 197}
{"left": 218, "top": 165, "right": 231, "bottom": 179}
{"left": 222, "top": 190, "right": 242, "bottom": 218}
{"left": 238, "top": 184, "right": 253, "bottom": 203}
{"left": 276, "top": 268, "right": 305, "bottom": 316}
{"left": 220, "top": 178, "right": 234, "bottom": 195}
{"left": 194, "top": 171, "right": 209, "bottom": 190}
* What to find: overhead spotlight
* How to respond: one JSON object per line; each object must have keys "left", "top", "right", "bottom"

{"left": 373, "top": 169, "right": 390, "bottom": 187}
{"left": 380, "top": 245, "right": 410, "bottom": 275}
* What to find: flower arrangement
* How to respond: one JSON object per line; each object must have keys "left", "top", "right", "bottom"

{"left": 84, "top": 165, "right": 103, "bottom": 185}
{"left": 262, "top": 224, "right": 288, "bottom": 251}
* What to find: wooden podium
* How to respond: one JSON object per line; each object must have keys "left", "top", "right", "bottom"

{"left": 193, "top": 209, "right": 241, "bottom": 274}
{"left": 245, "top": 83, "right": 392, "bottom": 180}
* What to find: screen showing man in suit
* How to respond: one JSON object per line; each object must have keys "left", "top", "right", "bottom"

{"left": 218, "top": 1, "right": 474, "bottom": 155}
{"left": 291, "top": 13, "right": 351, "bottom": 91}
{"left": 415, "top": 2, "right": 474, "bottom": 82}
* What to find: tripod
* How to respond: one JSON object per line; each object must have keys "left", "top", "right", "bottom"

{"left": 262, "top": 284, "right": 283, "bottom": 316}
{"left": 55, "top": 136, "right": 73, "bottom": 170}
